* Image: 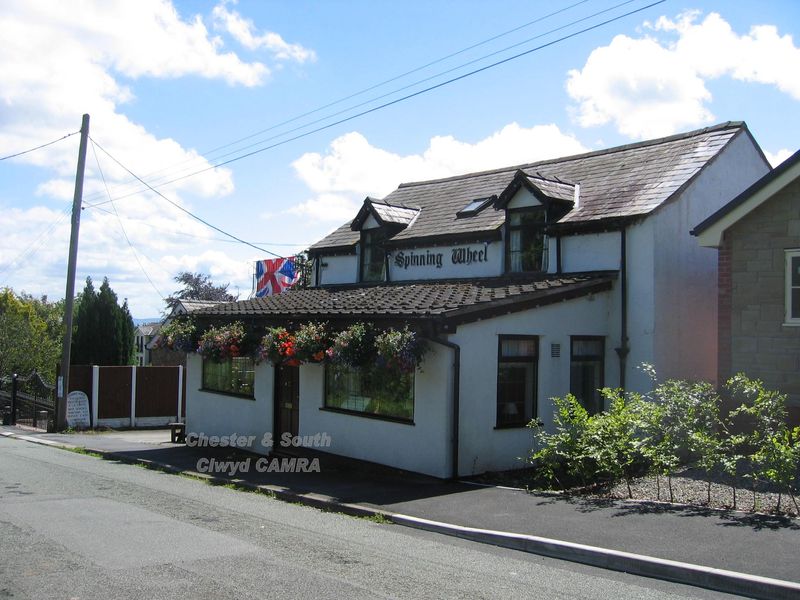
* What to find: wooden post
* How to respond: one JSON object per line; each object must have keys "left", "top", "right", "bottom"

{"left": 177, "top": 365, "right": 183, "bottom": 423}
{"left": 130, "top": 365, "right": 137, "bottom": 428}
{"left": 57, "top": 114, "right": 90, "bottom": 430}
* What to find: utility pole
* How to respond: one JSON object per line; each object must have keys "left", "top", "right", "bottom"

{"left": 56, "top": 114, "right": 90, "bottom": 430}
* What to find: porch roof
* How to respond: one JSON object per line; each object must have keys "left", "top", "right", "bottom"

{"left": 191, "top": 272, "right": 615, "bottom": 329}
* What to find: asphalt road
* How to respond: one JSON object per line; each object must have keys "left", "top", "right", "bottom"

{"left": 0, "top": 436, "right": 741, "bottom": 600}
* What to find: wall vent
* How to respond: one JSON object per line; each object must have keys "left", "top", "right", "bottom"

{"left": 551, "top": 343, "right": 561, "bottom": 358}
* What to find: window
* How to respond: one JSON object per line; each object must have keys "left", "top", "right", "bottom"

{"left": 202, "top": 356, "right": 255, "bottom": 398}
{"left": 497, "top": 336, "right": 538, "bottom": 427}
{"left": 325, "top": 363, "right": 413, "bottom": 421}
{"left": 570, "top": 336, "right": 605, "bottom": 414}
{"left": 506, "top": 208, "right": 547, "bottom": 273}
{"left": 360, "top": 229, "right": 388, "bottom": 282}
{"left": 786, "top": 250, "right": 800, "bottom": 325}
{"left": 457, "top": 197, "right": 493, "bottom": 218}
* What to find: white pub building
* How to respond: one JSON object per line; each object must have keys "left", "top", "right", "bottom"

{"left": 186, "top": 122, "right": 770, "bottom": 478}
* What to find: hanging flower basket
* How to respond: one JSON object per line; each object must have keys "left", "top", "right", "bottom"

{"left": 157, "top": 318, "right": 196, "bottom": 352}
{"left": 198, "top": 321, "right": 246, "bottom": 361}
{"left": 293, "top": 322, "right": 331, "bottom": 363}
{"left": 327, "top": 322, "right": 375, "bottom": 368}
{"left": 375, "top": 327, "right": 428, "bottom": 373}
{"left": 259, "top": 327, "right": 295, "bottom": 364}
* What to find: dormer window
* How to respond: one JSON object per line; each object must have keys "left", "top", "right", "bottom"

{"left": 351, "top": 197, "right": 420, "bottom": 283}
{"left": 506, "top": 207, "right": 547, "bottom": 272}
{"left": 360, "top": 228, "right": 388, "bottom": 282}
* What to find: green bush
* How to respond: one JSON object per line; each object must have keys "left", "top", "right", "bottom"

{"left": 528, "top": 370, "right": 799, "bottom": 512}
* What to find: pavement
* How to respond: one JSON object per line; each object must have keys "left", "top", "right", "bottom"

{"left": 2, "top": 425, "right": 799, "bottom": 600}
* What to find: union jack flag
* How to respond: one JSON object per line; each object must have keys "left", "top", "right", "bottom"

{"left": 255, "top": 257, "right": 299, "bottom": 296}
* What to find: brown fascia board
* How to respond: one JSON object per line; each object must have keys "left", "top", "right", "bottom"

{"left": 546, "top": 216, "right": 638, "bottom": 235}
{"left": 307, "top": 244, "right": 357, "bottom": 256}
{"left": 692, "top": 145, "right": 800, "bottom": 236}
{"left": 350, "top": 197, "right": 379, "bottom": 230}
{"left": 439, "top": 274, "right": 616, "bottom": 331}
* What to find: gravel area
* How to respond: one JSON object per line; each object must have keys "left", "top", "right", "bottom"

{"left": 599, "top": 468, "right": 800, "bottom": 517}
{"left": 472, "top": 467, "right": 800, "bottom": 518}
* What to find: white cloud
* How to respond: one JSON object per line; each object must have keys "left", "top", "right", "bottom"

{"left": 286, "top": 193, "right": 363, "bottom": 223}
{"left": 290, "top": 123, "right": 587, "bottom": 222}
{"left": 567, "top": 11, "right": 800, "bottom": 139}
{"left": 212, "top": 2, "right": 316, "bottom": 63}
{"left": 764, "top": 148, "right": 793, "bottom": 167}
{"left": 0, "top": 0, "right": 312, "bottom": 316}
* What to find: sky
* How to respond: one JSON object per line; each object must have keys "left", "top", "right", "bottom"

{"left": 1, "top": 0, "right": 799, "bottom": 318}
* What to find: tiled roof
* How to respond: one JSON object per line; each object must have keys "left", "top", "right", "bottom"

{"left": 191, "top": 273, "right": 615, "bottom": 326}
{"left": 369, "top": 199, "right": 419, "bottom": 226}
{"left": 309, "top": 122, "right": 747, "bottom": 251}
{"left": 179, "top": 299, "right": 226, "bottom": 312}
{"left": 526, "top": 174, "right": 577, "bottom": 203}
{"left": 136, "top": 322, "right": 161, "bottom": 336}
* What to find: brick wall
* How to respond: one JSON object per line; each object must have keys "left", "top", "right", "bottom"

{"left": 727, "top": 177, "right": 800, "bottom": 407}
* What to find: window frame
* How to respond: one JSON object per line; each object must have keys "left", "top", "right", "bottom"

{"left": 201, "top": 356, "right": 256, "bottom": 399}
{"left": 504, "top": 206, "right": 548, "bottom": 274}
{"left": 569, "top": 335, "right": 605, "bottom": 415}
{"left": 786, "top": 249, "right": 800, "bottom": 326}
{"left": 322, "top": 363, "right": 415, "bottom": 424}
{"left": 359, "top": 228, "right": 388, "bottom": 283}
{"left": 496, "top": 334, "right": 539, "bottom": 429}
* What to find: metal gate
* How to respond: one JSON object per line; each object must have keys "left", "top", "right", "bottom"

{"left": 0, "top": 371, "right": 55, "bottom": 430}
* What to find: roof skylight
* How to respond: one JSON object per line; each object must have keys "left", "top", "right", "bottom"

{"left": 457, "top": 196, "right": 493, "bottom": 218}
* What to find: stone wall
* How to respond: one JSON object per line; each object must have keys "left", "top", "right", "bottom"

{"left": 723, "top": 177, "right": 800, "bottom": 418}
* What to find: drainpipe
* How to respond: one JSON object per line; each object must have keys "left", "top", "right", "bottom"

{"left": 434, "top": 336, "right": 460, "bottom": 480}
{"left": 614, "top": 227, "right": 630, "bottom": 389}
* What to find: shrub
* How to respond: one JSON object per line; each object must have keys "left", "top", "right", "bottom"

{"left": 529, "top": 395, "right": 596, "bottom": 490}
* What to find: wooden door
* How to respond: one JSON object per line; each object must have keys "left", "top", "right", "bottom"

{"left": 275, "top": 364, "right": 299, "bottom": 440}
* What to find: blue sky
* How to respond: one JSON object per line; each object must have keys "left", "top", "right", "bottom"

{"left": 1, "top": 0, "right": 798, "bottom": 317}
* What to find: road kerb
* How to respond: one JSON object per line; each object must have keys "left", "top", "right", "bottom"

{"left": 3, "top": 430, "right": 798, "bottom": 600}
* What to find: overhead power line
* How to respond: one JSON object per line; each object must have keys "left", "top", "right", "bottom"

{"left": 90, "top": 139, "right": 165, "bottom": 300}
{"left": 0, "top": 205, "right": 72, "bottom": 284}
{"left": 77, "top": 1, "right": 592, "bottom": 206}
{"left": 89, "top": 203, "right": 308, "bottom": 246}
{"left": 0, "top": 131, "right": 80, "bottom": 161}
{"left": 84, "top": 0, "right": 665, "bottom": 211}
{"left": 88, "top": 136, "right": 283, "bottom": 259}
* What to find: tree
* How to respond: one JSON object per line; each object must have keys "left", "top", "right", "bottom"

{"left": 165, "top": 272, "right": 237, "bottom": 312}
{"left": 0, "top": 288, "right": 62, "bottom": 379}
{"left": 71, "top": 277, "right": 135, "bottom": 366}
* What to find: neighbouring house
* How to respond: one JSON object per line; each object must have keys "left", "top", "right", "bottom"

{"left": 134, "top": 322, "right": 160, "bottom": 366}
{"left": 186, "top": 122, "right": 770, "bottom": 478}
{"left": 148, "top": 300, "right": 224, "bottom": 367}
{"left": 692, "top": 148, "right": 800, "bottom": 426}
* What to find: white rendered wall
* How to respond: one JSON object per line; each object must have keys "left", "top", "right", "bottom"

{"left": 388, "top": 241, "right": 503, "bottom": 281}
{"left": 506, "top": 187, "right": 542, "bottom": 209}
{"left": 185, "top": 354, "right": 274, "bottom": 456}
{"left": 560, "top": 232, "right": 621, "bottom": 272}
{"left": 296, "top": 343, "right": 453, "bottom": 478}
{"left": 450, "top": 291, "right": 612, "bottom": 475}
{"left": 623, "top": 219, "right": 657, "bottom": 394}
{"left": 317, "top": 254, "right": 358, "bottom": 285}
{"left": 651, "top": 132, "right": 770, "bottom": 384}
